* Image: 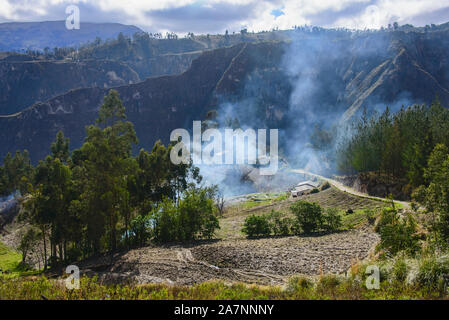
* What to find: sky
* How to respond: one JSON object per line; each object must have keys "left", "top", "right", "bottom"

{"left": 0, "top": 0, "right": 448, "bottom": 34}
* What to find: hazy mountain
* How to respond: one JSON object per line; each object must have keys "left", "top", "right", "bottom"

{"left": 0, "top": 21, "right": 142, "bottom": 51}
{"left": 0, "top": 26, "right": 286, "bottom": 115}
{"left": 1, "top": 24, "right": 449, "bottom": 163}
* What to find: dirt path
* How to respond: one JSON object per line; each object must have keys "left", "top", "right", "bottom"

{"left": 290, "top": 169, "right": 410, "bottom": 209}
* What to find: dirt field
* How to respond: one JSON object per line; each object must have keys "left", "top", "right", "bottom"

{"left": 1, "top": 186, "right": 386, "bottom": 285}
{"left": 78, "top": 226, "right": 379, "bottom": 286}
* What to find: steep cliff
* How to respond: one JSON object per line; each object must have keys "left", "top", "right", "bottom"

{"left": 0, "top": 59, "right": 140, "bottom": 114}
{"left": 0, "top": 43, "right": 249, "bottom": 162}
{"left": 1, "top": 26, "right": 449, "bottom": 163}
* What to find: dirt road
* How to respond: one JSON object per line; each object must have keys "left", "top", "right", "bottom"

{"left": 290, "top": 169, "right": 410, "bottom": 209}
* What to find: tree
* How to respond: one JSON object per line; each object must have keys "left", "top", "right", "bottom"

{"left": 375, "top": 208, "right": 420, "bottom": 256}
{"left": 242, "top": 214, "right": 271, "bottom": 237}
{"left": 322, "top": 208, "right": 342, "bottom": 232}
{"left": 28, "top": 155, "right": 72, "bottom": 265}
{"left": 414, "top": 144, "right": 449, "bottom": 247}
{"left": 50, "top": 131, "right": 70, "bottom": 163}
{"left": 151, "top": 187, "right": 219, "bottom": 243}
{"left": 0, "top": 150, "right": 34, "bottom": 196}
{"left": 78, "top": 89, "right": 138, "bottom": 253}
{"left": 18, "top": 227, "right": 41, "bottom": 265}
{"left": 215, "top": 191, "right": 226, "bottom": 217}
{"left": 290, "top": 201, "right": 323, "bottom": 233}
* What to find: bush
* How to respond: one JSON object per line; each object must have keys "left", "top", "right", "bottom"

{"left": 267, "top": 211, "right": 293, "bottom": 236}
{"left": 317, "top": 275, "right": 341, "bottom": 293}
{"left": 392, "top": 257, "right": 408, "bottom": 283}
{"left": 287, "top": 275, "right": 314, "bottom": 293}
{"left": 320, "top": 181, "right": 331, "bottom": 191}
{"left": 365, "top": 209, "right": 376, "bottom": 225}
{"left": 129, "top": 214, "right": 153, "bottom": 246}
{"left": 242, "top": 214, "right": 271, "bottom": 237}
{"left": 322, "top": 208, "right": 342, "bottom": 232}
{"left": 151, "top": 188, "right": 219, "bottom": 243}
{"left": 416, "top": 255, "right": 449, "bottom": 293}
{"left": 375, "top": 208, "right": 420, "bottom": 256}
{"left": 290, "top": 201, "right": 323, "bottom": 234}
{"left": 310, "top": 188, "right": 320, "bottom": 194}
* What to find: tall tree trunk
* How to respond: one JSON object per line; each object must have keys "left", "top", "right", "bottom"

{"left": 42, "top": 226, "right": 47, "bottom": 270}
{"left": 64, "top": 240, "right": 67, "bottom": 262}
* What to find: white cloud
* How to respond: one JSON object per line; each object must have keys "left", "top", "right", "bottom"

{"left": 0, "top": 0, "right": 448, "bottom": 33}
{"left": 333, "top": 0, "right": 449, "bottom": 29}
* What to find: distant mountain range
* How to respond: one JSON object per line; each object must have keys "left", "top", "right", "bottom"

{"left": 0, "top": 22, "right": 449, "bottom": 163}
{"left": 0, "top": 21, "right": 142, "bottom": 51}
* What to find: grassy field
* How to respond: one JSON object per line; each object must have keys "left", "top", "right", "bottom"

{"left": 0, "top": 274, "right": 446, "bottom": 300}
{"left": 0, "top": 241, "right": 22, "bottom": 277}
{"left": 217, "top": 187, "right": 388, "bottom": 239}
{"left": 1, "top": 186, "right": 417, "bottom": 300}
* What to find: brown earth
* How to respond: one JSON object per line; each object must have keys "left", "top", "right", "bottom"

{"left": 78, "top": 226, "right": 379, "bottom": 286}
{"left": 1, "top": 186, "right": 383, "bottom": 285}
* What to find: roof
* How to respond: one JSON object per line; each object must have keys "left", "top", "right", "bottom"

{"left": 297, "top": 180, "right": 319, "bottom": 188}
{"left": 293, "top": 185, "right": 315, "bottom": 193}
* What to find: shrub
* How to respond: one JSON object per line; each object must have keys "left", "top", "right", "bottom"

{"left": 321, "top": 181, "right": 331, "bottom": 191}
{"left": 310, "top": 188, "right": 320, "bottom": 194}
{"left": 317, "top": 275, "right": 341, "bottom": 292}
{"left": 416, "top": 255, "right": 449, "bottom": 293}
{"left": 322, "top": 208, "right": 342, "bottom": 232}
{"left": 287, "top": 275, "right": 314, "bottom": 293}
{"left": 392, "top": 257, "right": 408, "bottom": 283}
{"left": 365, "top": 209, "right": 376, "bottom": 225}
{"left": 267, "top": 210, "right": 293, "bottom": 236}
{"left": 242, "top": 214, "right": 271, "bottom": 237}
{"left": 130, "top": 214, "right": 153, "bottom": 246}
{"left": 376, "top": 208, "right": 420, "bottom": 256}
{"left": 290, "top": 201, "right": 323, "bottom": 234}
{"left": 151, "top": 188, "right": 219, "bottom": 243}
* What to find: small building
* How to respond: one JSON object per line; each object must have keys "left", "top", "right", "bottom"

{"left": 291, "top": 181, "right": 320, "bottom": 197}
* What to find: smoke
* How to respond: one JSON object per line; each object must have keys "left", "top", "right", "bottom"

{"left": 197, "top": 28, "right": 435, "bottom": 196}
{"left": 0, "top": 192, "right": 18, "bottom": 214}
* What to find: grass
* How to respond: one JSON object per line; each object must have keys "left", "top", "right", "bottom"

{"left": 0, "top": 274, "right": 447, "bottom": 300}
{"left": 217, "top": 187, "right": 387, "bottom": 239}
{"left": 0, "top": 241, "right": 22, "bottom": 277}
{"left": 0, "top": 241, "right": 40, "bottom": 278}
{"left": 228, "top": 192, "right": 287, "bottom": 210}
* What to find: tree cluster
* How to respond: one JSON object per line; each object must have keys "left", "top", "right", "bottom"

{"left": 1, "top": 90, "right": 220, "bottom": 269}
{"left": 338, "top": 100, "right": 449, "bottom": 190}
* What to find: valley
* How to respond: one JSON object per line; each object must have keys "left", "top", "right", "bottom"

{"left": 1, "top": 180, "right": 389, "bottom": 286}
{"left": 1, "top": 17, "right": 449, "bottom": 302}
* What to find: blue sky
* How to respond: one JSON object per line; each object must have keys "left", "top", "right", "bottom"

{"left": 0, "top": 0, "right": 448, "bottom": 34}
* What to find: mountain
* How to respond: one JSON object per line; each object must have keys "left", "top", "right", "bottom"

{"left": 0, "top": 59, "right": 140, "bottom": 114}
{"left": 0, "top": 43, "right": 253, "bottom": 162}
{"left": 0, "top": 27, "right": 288, "bottom": 115}
{"left": 1, "top": 24, "right": 449, "bottom": 163}
{"left": 0, "top": 21, "right": 142, "bottom": 51}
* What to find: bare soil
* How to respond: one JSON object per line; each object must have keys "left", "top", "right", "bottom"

{"left": 78, "top": 226, "right": 379, "bottom": 286}
{"left": 1, "top": 185, "right": 384, "bottom": 285}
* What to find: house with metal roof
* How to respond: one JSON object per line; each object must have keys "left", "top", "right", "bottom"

{"left": 291, "top": 181, "right": 320, "bottom": 197}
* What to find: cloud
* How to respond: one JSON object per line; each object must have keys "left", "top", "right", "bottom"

{"left": 0, "top": 0, "right": 448, "bottom": 34}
